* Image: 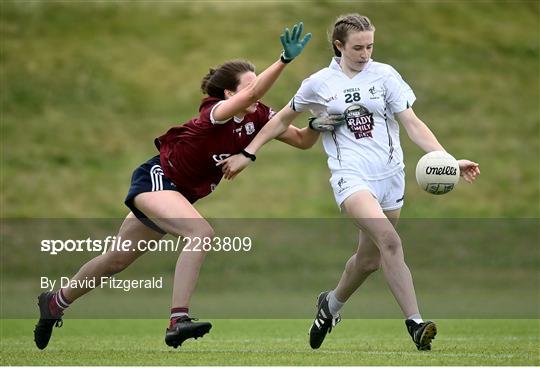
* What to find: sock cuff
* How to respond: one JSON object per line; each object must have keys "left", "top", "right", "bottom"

{"left": 56, "top": 289, "right": 71, "bottom": 309}
{"left": 329, "top": 290, "right": 345, "bottom": 306}
{"left": 170, "top": 307, "right": 189, "bottom": 316}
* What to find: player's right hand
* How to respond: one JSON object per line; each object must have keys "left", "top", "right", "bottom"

{"left": 280, "top": 22, "right": 312, "bottom": 63}
{"left": 308, "top": 114, "right": 347, "bottom": 132}
{"left": 217, "top": 154, "right": 252, "bottom": 180}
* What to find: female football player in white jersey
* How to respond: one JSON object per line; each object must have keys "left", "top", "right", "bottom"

{"left": 219, "top": 14, "right": 480, "bottom": 351}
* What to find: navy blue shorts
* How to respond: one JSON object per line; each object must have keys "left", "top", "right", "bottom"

{"left": 125, "top": 155, "right": 179, "bottom": 234}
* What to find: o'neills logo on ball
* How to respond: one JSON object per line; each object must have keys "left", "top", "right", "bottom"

{"left": 425, "top": 166, "right": 457, "bottom": 176}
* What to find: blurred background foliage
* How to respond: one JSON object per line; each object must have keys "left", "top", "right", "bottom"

{"left": 1, "top": 0, "right": 538, "bottom": 218}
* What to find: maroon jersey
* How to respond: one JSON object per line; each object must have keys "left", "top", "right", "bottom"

{"left": 156, "top": 97, "right": 274, "bottom": 203}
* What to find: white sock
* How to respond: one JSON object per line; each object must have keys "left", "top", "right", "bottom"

{"left": 327, "top": 290, "right": 345, "bottom": 317}
{"left": 407, "top": 313, "right": 423, "bottom": 324}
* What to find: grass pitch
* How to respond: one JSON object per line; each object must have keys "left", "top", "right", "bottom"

{"left": 1, "top": 319, "right": 538, "bottom": 365}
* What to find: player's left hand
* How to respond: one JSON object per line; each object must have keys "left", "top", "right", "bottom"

{"left": 280, "top": 22, "right": 312, "bottom": 63}
{"left": 217, "top": 154, "right": 252, "bottom": 180}
{"left": 458, "top": 159, "right": 480, "bottom": 183}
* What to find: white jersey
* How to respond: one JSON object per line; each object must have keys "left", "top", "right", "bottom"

{"left": 291, "top": 57, "right": 416, "bottom": 180}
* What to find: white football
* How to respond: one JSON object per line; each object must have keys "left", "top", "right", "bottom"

{"left": 416, "top": 151, "right": 460, "bottom": 195}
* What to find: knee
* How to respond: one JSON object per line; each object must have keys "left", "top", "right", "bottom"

{"left": 167, "top": 219, "right": 215, "bottom": 240}
{"left": 376, "top": 230, "right": 402, "bottom": 257}
{"left": 185, "top": 223, "right": 215, "bottom": 239}
{"left": 181, "top": 223, "right": 215, "bottom": 251}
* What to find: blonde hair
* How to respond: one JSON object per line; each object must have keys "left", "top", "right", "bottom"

{"left": 330, "top": 13, "right": 375, "bottom": 56}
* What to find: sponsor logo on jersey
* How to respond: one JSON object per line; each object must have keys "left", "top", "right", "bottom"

{"left": 245, "top": 122, "right": 255, "bottom": 135}
{"left": 345, "top": 104, "right": 375, "bottom": 139}
{"left": 425, "top": 166, "right": 457, "bottom": 176}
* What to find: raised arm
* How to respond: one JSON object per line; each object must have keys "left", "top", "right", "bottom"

{"left": 212, "top": 23, "right": 311, "bottom": 122}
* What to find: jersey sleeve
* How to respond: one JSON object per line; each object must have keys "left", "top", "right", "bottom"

{"left": 289, "top": 77, "right": 326, "bottom": 113}
{"left": 198, "top": 98, "right": 229, "bottom": 125}
{"left": 384, "top": 68, "right": 416, "bottom": 114}
{"left": 208, "top": 101, "right": 229, "bottom": 125}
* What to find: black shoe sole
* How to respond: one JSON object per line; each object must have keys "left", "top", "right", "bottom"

{"left": 417, "top": 321, "right": 437, "bottom": 351}
{"left": 165, "top": 324, "right": 212, "bottom": 349}
{"left": 309, "top": 330, "right": 326, "bottom": 350}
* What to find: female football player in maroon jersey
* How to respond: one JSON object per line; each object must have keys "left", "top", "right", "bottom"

{"left": 34, "top": 22, "right": 324, "bottom": 350}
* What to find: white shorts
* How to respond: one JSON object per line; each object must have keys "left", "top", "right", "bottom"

{"left": 330, "top": 170, "right": 405, "bottom": 211}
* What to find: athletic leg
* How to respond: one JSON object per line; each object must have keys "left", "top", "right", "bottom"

{"left": 309, "top": 203, "right": 400, "bottom": 349}
{"left": 342, "top": 191, "right": 436, "bottom": 350}
{"left": 134, "top": 190, "right": 213, "bottom": 310}
{"left": 133, "top": 190, "right": 213, "bottom": 347}
{"left": 342, "top": 191, "right": 419, "bottom": 317}
{"left": 333, "top": 209, "right": 400, "bottom": 303}
{"left": 63, "top": 212, "right": 163, "bottom": 302}
{"left": 34, "top": 212, "right": 163, "bottom": 350}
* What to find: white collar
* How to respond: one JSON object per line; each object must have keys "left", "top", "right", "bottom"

{"left": 329, "top": 57, "right": 373, "bottom": 73}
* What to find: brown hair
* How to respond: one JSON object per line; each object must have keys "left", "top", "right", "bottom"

{"left": 200, "top": 60, "right": 255, "bottom": 99}
{"left": 331, "top": 14, "right": 375, "bottom": 57}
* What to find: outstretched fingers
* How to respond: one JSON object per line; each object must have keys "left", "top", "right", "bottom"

{"left": 300, "top": 32, "right": 312, "bottom": 47}
{"left": 291, "top": 23, "right": 299, "bottom": 42}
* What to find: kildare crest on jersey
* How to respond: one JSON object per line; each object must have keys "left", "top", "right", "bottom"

{"left": 345, "top": 104, "right": 374, "bottom": 139}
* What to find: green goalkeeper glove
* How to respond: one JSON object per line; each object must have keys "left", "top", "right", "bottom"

{"left": 280, "top": 22, "right": 312, "bottom": 63}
